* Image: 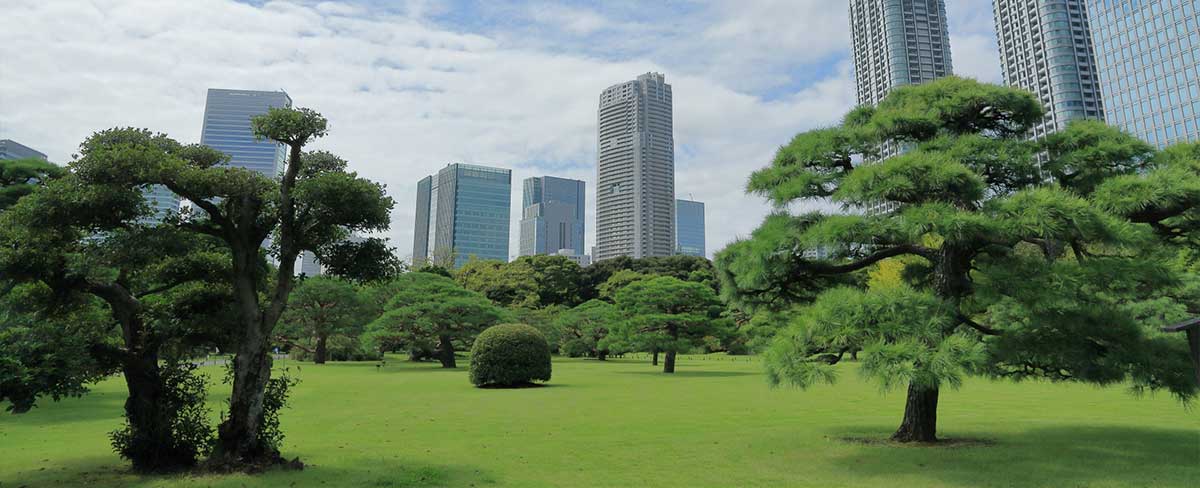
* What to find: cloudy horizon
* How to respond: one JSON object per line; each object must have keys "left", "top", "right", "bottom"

{"left": 0, "top": 0, "right": 1003, "bottom": 261}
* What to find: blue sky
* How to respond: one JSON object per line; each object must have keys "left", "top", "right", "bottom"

{"left": 1, "top": 0, "right": 1002, "bottom": 260}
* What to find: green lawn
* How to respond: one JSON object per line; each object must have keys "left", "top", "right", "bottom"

{"left": 1, "top": 355, "right": 1197, "bottom": 487}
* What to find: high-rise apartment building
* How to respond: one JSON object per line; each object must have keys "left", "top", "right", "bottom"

{"left": 674, "top": 199, "right": 705, "bottom": 258}
{"left": 519, "top": 176, "right": 585, "bottom": 257}
{"left": 413, "top": 163, "right": 512, "bottom": 268}
{"left": 298, "top": 251, "right": 322, "bottom": 277}
{"left": 849, "top": 0, "right": 954, "bottom": 107}
{"left": 994, "top": 0, "right": 1105, "bottom": 140}
{"left": 595, "top": 72, "right": 675, "bottom": 261}
{"left": 1085, "top": 0, "right": 1200, "bottom": 148}
{"left": 0, "top": 139, "right": 47, "bottom": 161}
{"left": 200, "top": 88, "right": 293, "bottom": 177}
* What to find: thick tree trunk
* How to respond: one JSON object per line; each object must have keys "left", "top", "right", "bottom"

{"left": 651, "top": 350, "right": 659, "bottom": 366}
{"left": 597, "top": 350, "right": 607, "bottom": 361}
{"left": 437, "top": 335, "right": 457, "bottom": 368}
{"left": 121, "top": 349, "right": 194, "bottom": 472}
{"left": 663, "top": 350, "right": 676, "bottom": 373}
{"left": 314, "top": 334, "right": 328, "bottom": 364}
{"left": 891, "top": 382, "right": 939, "bottom": 443}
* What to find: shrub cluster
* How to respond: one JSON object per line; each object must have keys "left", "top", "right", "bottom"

{"left": 469, "top": 324, "right": 552, "bottom": 387}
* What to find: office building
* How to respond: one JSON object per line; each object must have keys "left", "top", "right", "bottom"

{"left": 993, "top": 0, "right": 1105, "bottom": 140}
{"left": 595, "top": 72, "right": 675, "bottom": 261}
{"left": 553, "top": 248, "right": 591, "bottom": 267}
{"left": 298, "top": 251, "right": 322, "bottom": 277}
{"left": 674, "top": 199, "right": 705, "bottom": 257}
{"left": 413, "top": 163, "right": 512, "bottom": 268}
{"left": 849, "top": 0, "right": 954, "bottom": 107}
{"left": 0, "top": 139, "right": 47, "bottom": 161}
{"left": 200, "top": 88, "right": 293, "bottom": 177}
{"left": 1086, "top": 0, "right": 1200, "bottom": 148}
{"left": 519, "top": 176, "right": 585, "bottom": 257}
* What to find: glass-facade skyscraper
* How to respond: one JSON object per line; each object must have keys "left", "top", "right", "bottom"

{"left": 993, "top": 0, "right": 1105, "bottom": 140}
{"left": 595, "top": 72, "right": 675, "bottom": 261}
{"left": 1086, "top": 0, "right": 1200, "bottom": 148}
{"left": 0, "top": 139, "right": 47, "bottom": 161}
{"left": 519, "top": 176, "right": 585, "bottom": 257}
{"left": 849, "top": 0, "right": 954, "bottom": 107}
{"left": 200, "top": 88, "right": 293, "bottom": 177}
{"left": 413, "top": 163, "right": 512, "bottom": 268}
{"left": 674, "top": 199, "right": 705, "bottom": 258}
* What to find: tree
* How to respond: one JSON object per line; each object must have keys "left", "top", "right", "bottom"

{"left": 582, "top": 255, "right": 719, "bottom": 301}
{"left": 75, "top": 111, "right": 394, "bottom": 466}
{"left": 0, "top": 157, "right": 63, "bottom": 211}
{"left": 607, "top": 276, "right": 726, "bottom": 373}
{"left": 455, "top": 258, "right": 538, "bottom": 308}
{"left": 364, "top": 272, "right": 505, "bottom": 368}
{"left": 0, "top": 143, "right": 230, "bottom": 471}
{"left": 278, "top": 277, "right": 372, "bottom": 364}
{"left": 556, "top": 299, "right": 621, "bottom": 359}
{"left": 716, "top": 77, "right": 1197, "bottom": 442}
{"left": 596, "top": 270, "right": 650, "bottom": 303}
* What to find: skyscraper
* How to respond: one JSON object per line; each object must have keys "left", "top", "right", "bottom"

{"left": 200, "top": 88, "right": 293, "bottom": 177}
{"left": 298, "top": 251, "right": 322, "bottom": 277}
{"left": 993, "top": 0, "right": 1105, "bottom": 140}
{"left": 519, "top": 176, "right": 585, "bottom": 257}
{"left": 849, "top": 0, "right": 954, "bottom": 107}
{"left": 674, "top": 199, "right": 705, "bottom": 258}
{"left": 0, "top": 139, "right": 47, "bottom": 161}
{"left": 595, "top": 72, "right": 675, "bottom": 261}
{"left": 1085, "top": 0, "right": 1200, "bottom": 148}
{"left": 413, "top": 163, "right": 512, "bottom": 268}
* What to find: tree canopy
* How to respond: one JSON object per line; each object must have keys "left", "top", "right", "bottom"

{"left": 606, "top": 276, "right": 728, "bottom": 373}
{"left": 715, "top": 76, "right": 1198, "bottom": 442}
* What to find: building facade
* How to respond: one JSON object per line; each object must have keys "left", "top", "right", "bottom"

{"left": 674, "top": 199, "right": 705, "bottom": 257}
{"left": 519, "top": 176, "right": 585, "bottom": 257}
{"left": 1085, "top": 0, "right": 1200, "bottom": 148}
{"left": 849, "top": 0, "right": 954, "bottom": 107}
{"left": 595, "top": 72, "right": 675, "bottom": 261}
{"left": 994, "top": 0, "right": 1105, "bottom": 140}
{"left": 299, "top": 251, "right": 323, "bottom": 277}
{"left": 413, "top": 163, "right": 512, "bottom": 268}
{"left": 200, "top": 88, "right": 293, "bottom": 177}
{"left": 0, "top": 139, "right": 47, "bottom": 161}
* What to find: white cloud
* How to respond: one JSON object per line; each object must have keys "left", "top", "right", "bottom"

{"left": 0, "top": 0, "right": 998, "bottom": 261}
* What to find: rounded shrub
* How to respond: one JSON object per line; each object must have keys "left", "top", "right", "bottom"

{"left": 469, "top": 323, "right": 552, "bottom": 387}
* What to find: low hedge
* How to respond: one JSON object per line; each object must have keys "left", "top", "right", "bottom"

{"left": 469, "top": 323, "right": 552, "bottom": 387}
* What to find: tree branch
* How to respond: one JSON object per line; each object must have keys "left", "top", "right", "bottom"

{"left": 958, "top": 314, "right": 1002, "bottom": 336}
{"left": 796, "top": 244, "right": 933, "bottom": 275}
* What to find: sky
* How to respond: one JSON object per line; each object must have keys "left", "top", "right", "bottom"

{"left": 0, "top": 0, "right": 1003, "bottom": 261}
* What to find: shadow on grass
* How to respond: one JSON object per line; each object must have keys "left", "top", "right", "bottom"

{"left": 3, "top": 391, "right": 125, "bottom": 427}
{"left": 616, "top": 370, "right": 758, "bottom": 378}
{"left": 826, "top": 425, "right": 1200, "bottom": 488}
{"left": 2, "top": 455, "right": 496, "bottom": 488}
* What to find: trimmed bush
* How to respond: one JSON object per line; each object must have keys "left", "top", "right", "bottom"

{"left": 469, "top": 324, "right": 552, "bottom": 387}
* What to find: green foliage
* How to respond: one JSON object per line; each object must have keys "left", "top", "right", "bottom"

{"left": 364, "top": 272, "right": 505, "bottom": 366}
{"left": 720, "top": 77, "right": 1198, "bottom": 440}
{"left": 110, "top": 361, "right": 213, "bottom": 472}
{"left": 596, "top": 270, "right": 650, "bottom": 302}
{"left": 257, "top": 371, "right": 300, "bottom": 455}
{"left": 605, "top": 277, "right": 729, "bottom": 370}
{"left": 555, "top": 299, "right": 621, "bottom": 358}
{"left": 468, "top": 324, "right": 552, "bottom": 387}
{"left": 279, "top": 276, "right": 373, "bottom": 363}
{"left": 455, "top": 255, "right": 585, "bottom": 308}
{"left": 0, "top": 157, "right": 64, "bottom": 210}
{"left": 582, "top": 255, "right": 718, "bottom": 301}
{"left": 317, "top": 237, "right": 406, "bottom": 284}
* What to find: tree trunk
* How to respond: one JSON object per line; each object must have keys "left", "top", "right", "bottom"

{"left": 121, "top": 349, "right": 190, "bottom": 472}
{"left": 891, "top": 382, "right": 939, "bottom": 443}
{"left": 597, "top": 350, "right": 607, "bottom": 361}
{"left": 437, "top": 335, "right": 457, "bottom": 368}
{"left": 314, "top": 334, "right": 328, "bottom": 364}
{"left": 663, "top": 350, "right": 676, "bottom": 373}
{"left": 652, "top": 350, "right": 659, "bottom": 366}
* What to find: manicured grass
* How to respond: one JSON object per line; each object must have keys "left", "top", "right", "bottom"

{"left": 1, "top": 355, "right": 1197, "bottom": 487}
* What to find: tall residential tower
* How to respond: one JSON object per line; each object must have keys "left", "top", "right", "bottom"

{"left": 595, "top": 72, "right": 675, "bottom": 261}
{"left": 849, "top": 0, "right": 954, "bottom": 107}
{"left": 519, "top": 176, "right": 585, "bottom": 258}
{"left": 1085, "top": 0, "right": 1200, "bottom": 148}
{"left": 993, "top": 0, "right": 1105, "bottom": 140}
{"left": 413, "top": 163, "right": 512, "bottom": 268}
